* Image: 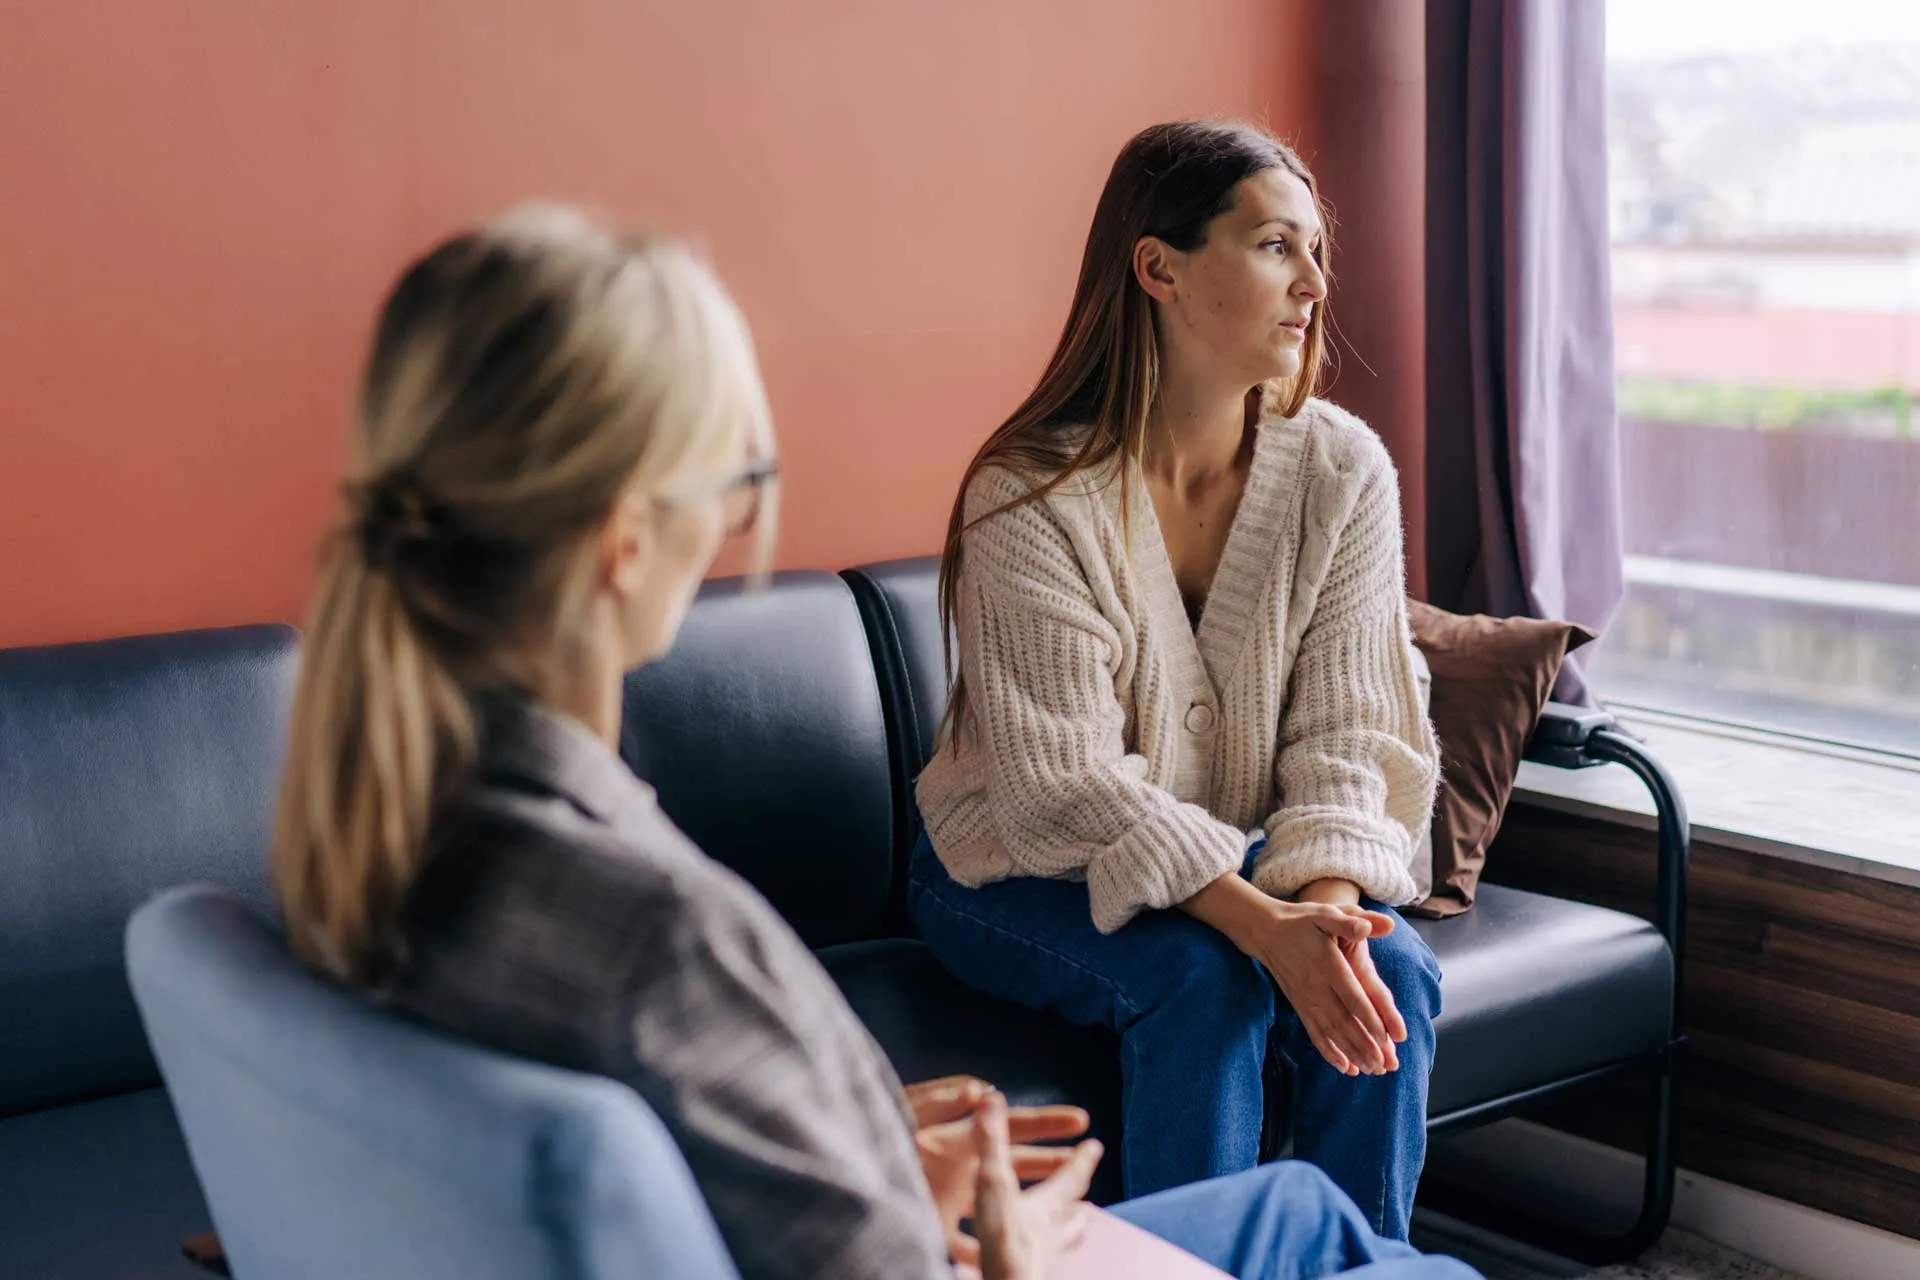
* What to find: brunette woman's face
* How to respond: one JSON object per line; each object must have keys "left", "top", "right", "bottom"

{"left": 1137, "top": 168, "right": 1328, "bottom": 388}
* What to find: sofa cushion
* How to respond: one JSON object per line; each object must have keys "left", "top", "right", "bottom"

{"left": 621, "top": 573, "right": 899, "bottom": 949}
{"left": 0, "top": 1087, "right": 212, "bottom": 1279}
{"left": 0, "top": 625, "right": 298, "bottom": 1115}
{"left": 1415, "top": 884, "right": 1673, "bottom": 1117}
{"left": 819, "top": 937, "right": 1125, "bottom": 1204}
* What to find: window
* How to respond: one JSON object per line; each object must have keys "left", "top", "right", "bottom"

{"left": 1596, "top": 0, "right": 1920, "bottom": 760}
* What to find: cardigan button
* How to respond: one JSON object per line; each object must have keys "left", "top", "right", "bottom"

{"left": 1184, "top": 702, "right": 1217, "bottom": 734}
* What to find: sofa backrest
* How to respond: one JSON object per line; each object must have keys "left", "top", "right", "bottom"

{"left": 843, "top": 558, "right": 946, "bottom": 769}
{"left": 127, "top": 885, "right": 739, "bottom": 1280}
{"left": 620, "top": 572, "right": 900, "bottom": 947}
{"left": 3, "top": 573, "right": 902, "bottom": 1119}
{"left": 841, "top": 558, "right": 947, "bottom": 849}
{"left": 0, "top": 625, "right": 297, "bottom": 1116}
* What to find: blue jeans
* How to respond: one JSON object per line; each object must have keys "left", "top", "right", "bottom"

{"left": 1115, "top": 1161, "right": 1478, "bottom": 1278}
{"left": 908, "top": 832, "right": 1439, "bottom": 1240}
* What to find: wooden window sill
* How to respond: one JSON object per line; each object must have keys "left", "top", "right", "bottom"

{"left": 1513, "top": 708, "right": 1920, "bottom": 887}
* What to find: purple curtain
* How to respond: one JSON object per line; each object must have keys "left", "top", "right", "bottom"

{"left": 1424, "top": 0, "right": 1624, "bottom": 703}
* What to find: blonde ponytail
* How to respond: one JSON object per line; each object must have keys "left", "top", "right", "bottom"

{"left": 274, "top": 545, "right": 474, "bottom": 980}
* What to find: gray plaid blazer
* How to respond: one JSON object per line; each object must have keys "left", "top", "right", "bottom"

{"left": 377, "top": 694, "right": 949, "bottom": 1280}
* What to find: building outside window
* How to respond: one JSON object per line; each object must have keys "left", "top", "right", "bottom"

{"left": 1598, "top": 0, "right": 1920, "bottom": 760}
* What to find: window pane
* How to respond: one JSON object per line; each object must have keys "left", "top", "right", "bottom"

{"left": 1597, "top": 0, "right": 1920, "bottom": 759}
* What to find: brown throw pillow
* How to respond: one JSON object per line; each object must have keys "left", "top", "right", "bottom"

{"left": 1404, "top": 600, "right": 1596, "bottom": 918}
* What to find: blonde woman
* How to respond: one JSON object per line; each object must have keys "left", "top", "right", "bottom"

{"left": 270, "top": 206, "right": 1472, "bottom": 1280}
{"left": 913, "top": 120, "right": 1444, "bottom": 1239}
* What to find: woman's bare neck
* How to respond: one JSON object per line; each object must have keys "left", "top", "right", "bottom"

{"left": 1143, "top": 377, "right": 1259, "bottom": 496}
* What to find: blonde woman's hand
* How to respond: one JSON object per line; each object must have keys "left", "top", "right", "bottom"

{"left": 969, "top": 1091, "right": 1102, "bottom": 1280}
{"left": 905, "top": 1076, "right": 1091, "bottom": 1268}
{"left": 907, "top": 1075, "right": 994, "bottom": 1129}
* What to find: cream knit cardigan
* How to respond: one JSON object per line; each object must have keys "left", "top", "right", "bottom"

{"left": 916, "top": 396, "right": 1440, "bottom": 934}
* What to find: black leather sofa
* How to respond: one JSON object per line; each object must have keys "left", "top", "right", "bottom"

{"left": 834, "top": 560, "right": 1689, "bottom": 1262}
{"left": 0, "top": 562, "right": 1685, "bottom": 1277}
{"left": 1, "top": 625, "right": 299, "bottom": 1279}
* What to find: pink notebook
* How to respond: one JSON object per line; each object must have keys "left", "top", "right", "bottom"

{"left": 1053, "top": 1206, "right": 1233, "bottom": 1278}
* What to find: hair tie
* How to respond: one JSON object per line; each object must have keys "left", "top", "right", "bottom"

{"left": 348, "top": 473, "right": 446, "bottom": 574}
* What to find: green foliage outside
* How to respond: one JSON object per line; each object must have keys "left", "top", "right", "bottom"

{"left": 1617, "top": 378, "right": 1916, "bottom": 439}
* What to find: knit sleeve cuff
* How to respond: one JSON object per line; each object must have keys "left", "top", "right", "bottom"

{"left": 1250, "top": 828, "right": 1419, "bottom": 906}
{"left": 1086, "top": 810, "right": 1246, "bottom": 934}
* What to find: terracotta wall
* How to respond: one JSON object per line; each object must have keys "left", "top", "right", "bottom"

{"left": 0, "top": 1, "right": 1317, "bottom": 648}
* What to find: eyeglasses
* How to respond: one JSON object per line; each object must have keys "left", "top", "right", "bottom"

{"left": 656, "top": 458, "right": 780, "bottom": 538}
{"left": 718, "top": 458, "right": 780, "bottom": 538}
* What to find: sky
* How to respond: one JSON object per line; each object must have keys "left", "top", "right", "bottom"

{"left": 1608, "top": 0, "right": 1920, "bottom": 60}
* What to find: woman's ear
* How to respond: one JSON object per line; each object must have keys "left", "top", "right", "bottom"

{"left": 599, "top": 490, "right": 655, "bottom": 599}
{"left": 1132, "top": 236, "right": 1179, "bottom": 303}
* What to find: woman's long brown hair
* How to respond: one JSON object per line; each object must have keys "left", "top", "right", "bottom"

{"left": 936, "top": 120, "right": 1334, "bottom": 746}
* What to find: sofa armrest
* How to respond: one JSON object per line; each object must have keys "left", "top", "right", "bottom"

{"left": 1520, "top": 702, "right": 1691, "bottom": 1033}
{"left": 1524, "top": 701, "right": 1616, "bottom": 769}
